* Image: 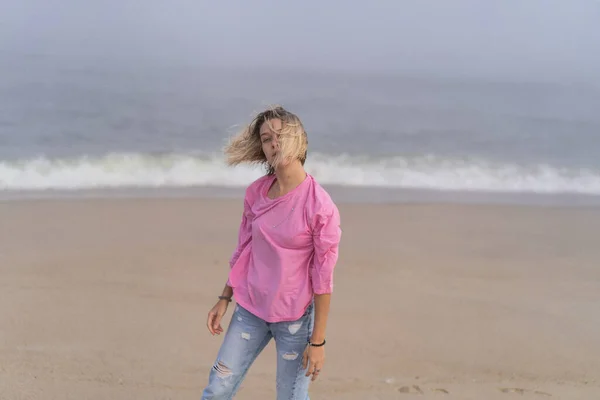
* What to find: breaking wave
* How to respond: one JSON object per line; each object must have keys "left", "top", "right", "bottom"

{"left": 1, "top": 152, "right": 599, "bottom": 195}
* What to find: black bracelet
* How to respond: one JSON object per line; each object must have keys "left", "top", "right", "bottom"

{"left": 218, "top": 296, "right": 232, "bottom": 302}
{"left": 308, "top": 339, "right": 326, "bottom": 347}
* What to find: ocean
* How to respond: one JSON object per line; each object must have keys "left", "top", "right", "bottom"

{"left": 2, "top": 55, "right": 600, "bottom": 204}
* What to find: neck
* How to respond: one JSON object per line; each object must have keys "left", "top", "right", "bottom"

{"left": 274, "top": 161, "right": 307, "bottom": 195}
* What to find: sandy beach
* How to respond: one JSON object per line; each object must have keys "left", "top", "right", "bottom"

{"left": 1, "top": 196, "right": 600, "bottom": 399}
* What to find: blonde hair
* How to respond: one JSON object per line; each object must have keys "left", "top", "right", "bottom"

{"left": 224, "top": 105, "right": 308, "bottom": 175}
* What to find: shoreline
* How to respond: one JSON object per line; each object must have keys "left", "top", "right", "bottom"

{"left": 2, "top": 184, "right": 600, "bottom": 207}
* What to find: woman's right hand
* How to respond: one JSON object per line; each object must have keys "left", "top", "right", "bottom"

{"left": 207, "top": 299, "right": 230, "bottom": 335}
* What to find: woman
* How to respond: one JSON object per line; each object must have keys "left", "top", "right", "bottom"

{"left": 201, "top": 106, "right": 342, "bottom": 399}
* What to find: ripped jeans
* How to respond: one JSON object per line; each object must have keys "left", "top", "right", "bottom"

{"left": 201, "top": 302, "right": 314, "bottom": 400}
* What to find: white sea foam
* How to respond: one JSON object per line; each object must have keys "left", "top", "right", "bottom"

{"left": 1, "top": 152, "right": 599, "bottom": 195}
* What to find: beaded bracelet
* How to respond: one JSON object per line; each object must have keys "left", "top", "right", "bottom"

{"left": 308, "top": 339, "right": 326, "bottom": 347}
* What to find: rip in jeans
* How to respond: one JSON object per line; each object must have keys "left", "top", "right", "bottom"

{"left": 213, "top": 361, "right": 232, "bottom": 379}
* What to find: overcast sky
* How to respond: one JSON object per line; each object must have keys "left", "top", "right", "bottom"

{"left": 2, "top": 0, "right": 600, "bottom": 82}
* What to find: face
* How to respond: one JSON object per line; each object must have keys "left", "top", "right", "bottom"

{"left": 259, "top": 118, "right": 282, "bottom": 166}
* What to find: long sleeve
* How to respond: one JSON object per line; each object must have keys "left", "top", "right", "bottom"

{"left": 226, "top": 194, "right": 253, "bottom": 286}
{"left": 310, "top": 201, "right": 342, "bottom": 294}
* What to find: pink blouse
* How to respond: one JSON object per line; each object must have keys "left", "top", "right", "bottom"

{"left": 226, "top": 173, "right": 342, "bottom": 323}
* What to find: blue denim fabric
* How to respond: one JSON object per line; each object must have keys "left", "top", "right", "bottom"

{"left": 201, "top": 303, "right": 314, "bottom": 399}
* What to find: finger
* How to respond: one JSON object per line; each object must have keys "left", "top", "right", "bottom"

{"left": 305, "top": 360, "right": 312, "bottom": 377}
{"left": 206, "top": 313, "right": 212, "bottom": 333}
{"left": 312, "top": 370, "right": 320, "bottom": 381}
{"left": 213, "top": 314, "right": 222, "bottom": 331}
{"left": 312, "top": 361, "right": 322, "bottom": 373}
{"left": 207, "top": 313, "right": 215, "bottom": 335}
{"left": 303, "top": 348, "right": 310, "bottom": 370}
{"left": 311, "top": 363, "right": 322, "bottom": 381}
{"left": 305, "top": 358, "right": 317, "bottom": 377}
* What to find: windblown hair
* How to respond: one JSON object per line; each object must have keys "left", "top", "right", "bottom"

{"left": 224, "top": 105, "right": 308, "bottom": 175}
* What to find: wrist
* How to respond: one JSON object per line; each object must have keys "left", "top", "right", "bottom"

{"left": 308, "top": 338, "right": 326, "bottom": 347}
{"left": 309, "top": 331, "right": 326, "bottom": 344}
{"left": 218, "top": 295, "right": 232, "bottom": 303}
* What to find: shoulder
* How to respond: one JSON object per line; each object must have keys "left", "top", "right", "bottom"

{"left": 305, "top": 175, "right": 340, "bottom": 222}
{"left": 244, "top": 174, "right": 273, "bottom": 202}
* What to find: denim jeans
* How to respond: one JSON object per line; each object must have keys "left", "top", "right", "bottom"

{"left": 201, "top": 302, "right": 314, "bottom": 399}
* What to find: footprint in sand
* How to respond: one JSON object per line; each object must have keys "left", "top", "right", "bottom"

{"left": 499, "top": 388, "right": 552, "bottom": 396}
{"left": 398, "top": 385, "right": 423, "bottom": 394}
{"left": 500, "top": 388, "right": 526, "bottom": 395}
{"left": 397, "top": 385, "right": 449, "bottom": 395}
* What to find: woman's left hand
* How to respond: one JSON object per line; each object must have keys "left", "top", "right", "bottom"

{"left": 303, "top": 345, "right": 325, "bottom": 381}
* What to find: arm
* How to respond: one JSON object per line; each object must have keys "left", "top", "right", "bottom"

{"left": 303, "top": 201, "right": 341, "bottom": 379}
{"left": 310, "top": 293, "right": 331, "bottom": 344}
{"left": 206, "top": 283, "right": 235, "bottom": 336}
{"left": 309, "top": 202, "right": 341, "bottom": 344}
{"left": 225, "top": 193, "right": 254, "bottom": 288}
{"left": 207, "top": 191, "right": 253, "bottom": 336}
